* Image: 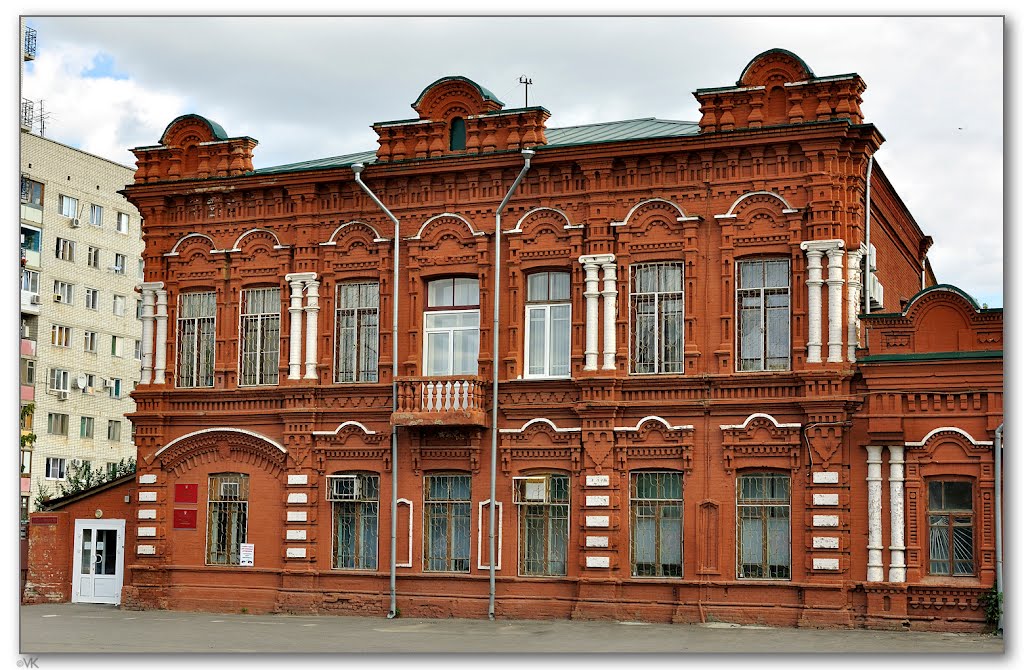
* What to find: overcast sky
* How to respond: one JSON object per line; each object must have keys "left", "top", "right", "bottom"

{"left": 17, "top": 15, "right": 1003, "bottom": 307}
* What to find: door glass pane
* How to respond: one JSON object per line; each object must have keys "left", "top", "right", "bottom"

{"left": 80, "top": 529, "right": 93, "bottom": 574}
{"left": 97, "top": 529, "right": 117, "bottom": 575}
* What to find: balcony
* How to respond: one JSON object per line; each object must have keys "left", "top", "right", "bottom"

{"left": 392, "top": 375, "right": 488, "bottom": 427}
{"left": 23, "top": 27, "right": 36, "bottom": 61}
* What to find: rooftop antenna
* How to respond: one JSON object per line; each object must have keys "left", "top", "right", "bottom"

{"left": 518, "top": 75, "right": 533, "bottom": 107}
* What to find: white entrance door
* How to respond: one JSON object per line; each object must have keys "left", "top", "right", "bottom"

{"left": 71, "top": 519, "right": 125, "bottom": 604}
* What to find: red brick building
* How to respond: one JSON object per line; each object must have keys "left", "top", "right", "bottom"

{"left": 89, "top": 48, "right": 1002, "bottom": 629}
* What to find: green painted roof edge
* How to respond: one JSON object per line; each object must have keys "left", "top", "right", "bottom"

{"left": 860, "top": 284, "right": 1002, "bottom": 319}
{"left": 159, "top": 114, "right": 229, "bottom": 144}
{"left": 858, "top": 350, "right": 1003, "bottom": 363}
{"left": 737, "top": 48, "right": 816, "bottom": 86}
{"left": 412, "top": 76, "right": 504, "bottom": 109}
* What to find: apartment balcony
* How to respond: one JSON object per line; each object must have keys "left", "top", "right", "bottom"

{"left": 391, "top": 375, "right": 488, "bottom": 427}
{"left": 21, "top": 290, "right": 41, "bottom": 315}
{"left": 23, "top": 27, "right": 36, "bottom": 61}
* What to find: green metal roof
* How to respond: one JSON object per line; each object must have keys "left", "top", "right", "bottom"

{"left": 860, "top": 284, "right": 1001, "bottom": 319}
{"left": 247, "top": 117, "right": 699, "bottom": 177}
{"left": 858, "top": 350, "right": 1003, "bottom": 363}
{"left": 737, "top": 48, "right": 816, "bottom": 86}
{"left": 159, "top": 114, "right": 229, "bottom": 144}
{"left": 413, "top": 76, "right": 504, "bottom": 108}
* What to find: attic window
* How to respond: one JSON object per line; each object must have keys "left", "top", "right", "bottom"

{"left": 449, "top": 117, "right": 466, "bottom": 151}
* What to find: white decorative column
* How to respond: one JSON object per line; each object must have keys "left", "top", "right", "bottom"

{"left": 153, "top": 288, "right": 168, "bottom": 384}
{"left": 846, "top": 248, "right": 863, "bottom": 362}
{"left": 285, "top": 273, "right": 307, "bottom": 380}
{"left": 579, "top": 256, "right": 602, "bottom": 371}
{"left": 139, "top": 282, "right": 160, "bottom": 385}
{"left": 865, "top": 445, "right": 885, "bottom": 582}
{"left": 800, "top": 242, "right": 826, "bottom": 363}
{"left": 303, "top": 278, "right": 320, "bottom": 380}
{"left": 887, "top": 444, "right": 907, "bottom": 583}
{"left": 600, "top": 258, "right": 617, "bottom": 370}
{"left": 825, "top": 245, "right": 846, "bottom": 362}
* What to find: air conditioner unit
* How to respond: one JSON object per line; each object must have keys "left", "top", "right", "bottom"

{"left": 29, "top": 295, "right": 41, "bottom": 305}
{"left": 514, "top": 476, "right": 550, "bottom": 504}
{"left": 57, "top": 390, "right": 69, "bottom": 401}
{"left": 220, "top": 481, "right": 240, "bottom": 499}
{"left": 327, "top": 475, "right": 361, "bottom": 501}
{"left": 69, "top": 218, "right": 81, "bottom": 228}
{"left": 53, "top": 294, "right": 63, "bottom": 303}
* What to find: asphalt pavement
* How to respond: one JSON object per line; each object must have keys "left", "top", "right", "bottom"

{"left": 19, "top": 602, "right": 1004, "bottom": 655}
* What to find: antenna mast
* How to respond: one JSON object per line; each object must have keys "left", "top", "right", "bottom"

{"left": 518, "top": 75, "right": 533, "bottom": 107}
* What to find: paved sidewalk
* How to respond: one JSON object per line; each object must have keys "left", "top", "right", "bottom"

{"left": 20, "top": 602, "right": 1003, "bottom": 654}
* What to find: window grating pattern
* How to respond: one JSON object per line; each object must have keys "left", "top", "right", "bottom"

{"left": 630, "top": 471, "right": 683, "bottom": 577}
{"left": 737, "top": 259, "right": 790, "bottom": 371}
{"left": 335, "top": 283, "right": 379, "bottom": 383}
{"left": 424, "top": 474, "right": 471, "bottom": 572}
{"left": 516, "top": 475, "right": 569, "bottom": 576}
{"left": 332, "top": 474, "right": 379, "bottom": 570}
{"left": 239, "top": 288, "right": 281, "bottom": 385}
{"left": 177, "top": 292, "right": 216, "bottom": 388}
{"left": 928, "top": 480, "right": 974, "bottom": 576}
{"left": 630, "top": 263, "right": 684, "bottom": 374}
{"left": 207, "top": 474, "right": 249, "bottom": 565}
{"left": 737, "top": 473, "right": 790, "bottom": 579}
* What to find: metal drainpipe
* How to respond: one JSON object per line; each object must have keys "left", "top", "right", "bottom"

{"left": 864, "top": 155, "right": 874, "bottom": 315}
{"left": 352, "top": 162, "right": 400, "bottom": 619}
{"left": 995, "top": 423, "right": 1003, "bottom": 634}
{"left": 489, "top": 149, "right": 534, "bottom": 620}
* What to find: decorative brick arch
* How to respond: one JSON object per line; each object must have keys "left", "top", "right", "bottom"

{"left": 312, "top": 421, "right": 391, "bottom": 472}
{"left": 737, "top": 49, "right": 816, "bottom": 88}
{"left": 499, "top": 418, "right": 582, "bottom": 474}
{"left": 615, "top": 197, "right": 694, "bottom": 233}
{"left": 153, "top": 428, "right": 287, "bottom": 477}
{"left": 231, "top": 227, "right": 286, "bottom": 252}
{"left": 412, "top": 76, "right": 505, "bottom": 122}
{"left": 166, "top": 232, "right": 219, "bottom": 257}
{"left": 132, "top": 114, "right": 256, "bottom": 182}
{"left": 720, "top": 413, "right": 803, "bottom": 473}
{"left": 614, "top": 416, "right": 696, "bottom": 472}
{"left": 323, "top": 221, "right": 387, "bottom": 246}
{"left": 410, "top": 212, "right": 484, "bottom": 241}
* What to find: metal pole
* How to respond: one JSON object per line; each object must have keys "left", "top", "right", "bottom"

{"left": 864, "top": 155, "right": 874, "bottom": 315}
{"left": 995, "top": 423, "right": 1003, "bottom": 634}
{"left": 489, "top": 149, "right": 534, "bottom": 620}
{"left": 352, "top": 163, "right": 400, "bottom": 619}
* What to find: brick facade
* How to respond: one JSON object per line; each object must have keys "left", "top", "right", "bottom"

{"left": 84, "top": 48, "right": 1002, "bottom": 629}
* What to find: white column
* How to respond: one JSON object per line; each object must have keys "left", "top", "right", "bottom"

{"left": 139, "top": 282, "right": 160, "bottom": 385}
{"left": 865, "top": 445, "right": 885, "bottom": 582}
{"left": 825, "top": 245, "right": 846, "bottom": 362}
{"left": 887, "top": 444, "right": 907, "bottom": 583}
{"left": 153, "top": 289, "right": 168, "bottom": 384}
{"left": 600, "top": 259, "right": 617, "bottom": 370}
{"left": 800, "top": 242, "right": 826, "bottom": 363}
{"left": 285, "top": 273, "right": 306, "bottom": 380}
{"left": 579, "top": 256, "right": 602, "bottom": 371}
{"left": 303, "top": 278, "right": 320, "bottom": 380}
{"left": 846, "top": 248, "right": 863, "bottom": 362}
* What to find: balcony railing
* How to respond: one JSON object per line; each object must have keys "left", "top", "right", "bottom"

{"left": 23, "top": 27, "right": 36, "bottom": 61}
{"left": 21, "top": 99, "right": 33, "bottom": 130}
{"left": 392, "top": 375, "right": 488, "bottom": 427}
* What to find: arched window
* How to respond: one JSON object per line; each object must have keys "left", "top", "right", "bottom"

{"left": 449, "top": 117, "right": 466, "bottom": 151}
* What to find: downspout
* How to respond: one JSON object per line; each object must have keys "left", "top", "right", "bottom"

{"left": 995, "top": 423, "right": 1003, "bottom": 633}
{"left": 352, "top": 162, "right": 400, "bottom": 619}
{"left": 489, "top": 149, "right": 534, "bottom": 620}
{"left": 864, "top": 155, "right": 874, "bottom": 315}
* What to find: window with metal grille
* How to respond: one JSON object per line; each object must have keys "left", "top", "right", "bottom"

{"left": 737, "top": 472, "right": 791, "bottom": 579}
{"left": 207, "top": 474, "right": 249, "bottom": 565}
{"left": 630, "top": 471, "right": 683, "bottom": 577}
{"left": 424, "top": 473, "right": 471, "bottom": 572}
{"left": 334, "top": 282, "right": 379, "bottom": 383}
{"left": 515, "top": 474, "right": 569, "bottom": 576}
{"left": 177, "top": 292, "right": 216, "bottom": 388}
{"left": 629, "top": 263, "right": 684, "bottom": 374}
{"left": 424, "top": 278, "right": 480, "bottom": 376}
{"left": 330, "top": 473, "right": 379, "bottom": 570}
{"left": 524, "top": 271, "right": 571, "bottom": 378}
{"left": 736, "top": 258, "right": 790, "bottom": 371}
{"left": 239, "top": 287, "right": 281, "bottom": 386}
{"left": 928, "top": 480, "right": 974, "bottom": 576}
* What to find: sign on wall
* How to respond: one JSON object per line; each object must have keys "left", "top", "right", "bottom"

{"left": 239, "top": 543, "right": 254, "bottom": 567}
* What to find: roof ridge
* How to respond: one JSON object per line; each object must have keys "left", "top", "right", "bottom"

{"left": 548, "top": 117, "right": 697, "bottom": 131}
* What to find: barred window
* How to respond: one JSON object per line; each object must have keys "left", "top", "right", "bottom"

{"left": 630, "top": 471, "right": 683, "bottom": 577}
{"left": 737, "top": 258, "right": 790, "bottom": 371}
{"left": 515, "top": 474, "right": 569, "bottom": 576}
{"left": 335, "top": 282, "right": 379, "bottom": 383}
{"left": 177, "top": 292, "right": 216, "bottom": 388}
{"left": 329, "top": 473, "right": 379, "bottom": 570}
{"left": 424, "top": 474, "right": 471, "bottom": 572}
{"left": 239, "top": 287, "right": 281, "bottom": 386}
{"left": 629, "top": 262, "right": 684, "bottom": 374}
{"left": 207, "top": 474, "right": 249, "bottom": 565}
{"left": 524, "top": 272, "right": 571, "bottom": 378}
{"left": 737, "top": 473, "right": 790, "bottom": 579}
{"left": 928, "top": 480, "right": 974, "bottom": 576}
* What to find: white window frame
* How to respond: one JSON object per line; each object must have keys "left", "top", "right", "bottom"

{"left": 51, "top": 324, "right": 71, "bottom": 348}
{"left": 735, "top": 258, "right": 791, "bottom": 372}
{"left": 80, "top": 415, "right": 95, "bottom": 439}
{"left": 53, "top": 280, "right": 74, "bottom": 304}
{"left": 48, "top": 367, "right": 70, "bottom": 392}
{"left": 177, "top": 292, "right": 216, "bottom": 388}
{"left": 108, "top": 378, "right": 123, "bottom": 399}
{"left": 334, "top": 282, "right": 380, "bottom": 383}
{"left": 47, "top": 413, "right": 69, "bottom": 437}
{"left": 89, "top": 203, "right": 103, "bottom": 227}
{"left": 58, "top": 194, "right": 78, "bottom": 218}
{"left": 55, "top": 237, "right": 75, "bottom": 262}
{"left": 112, "top": 294, "right": 126, "bottom": 317}
{"left": 84, "top": 330, "right": 98, "bottom": 353}
{"left": 523, "top": 272, "right": 572, "bottom": 379}
{"left": 87, "top": 246, "right": 101, "bottom": 269}
{"left": 628, "top": 262, "right": 685, "bottom": 375}
{"left": 45, "top": 456, "right": 67, "bottom": 479}
{"left": 107, "top": 420, "right": 122, "bottom": 441}
{"left": 112, "top": 253, "right": 126, "bottom": 275}
{"left": 116, "top": 211, "right": 130, "bottom": 234}
{"left": 238, "top": 287, "right": 281, "bottom": 387}
{"left": 423, "top": 278, "right": 480, "bottom": 377}
{"left": 85, "top": 287, "right": 99, "bottom": 310}
{"left": 134, "top": 339, "right": 143, "bottom": 360}
{"left": 21, "top": 269, "right": 39, "bottom": 294}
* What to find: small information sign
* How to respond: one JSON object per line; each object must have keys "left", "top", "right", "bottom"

{"left": 239, "top": 543, "right": 254, "bottom": 566}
